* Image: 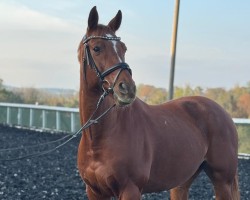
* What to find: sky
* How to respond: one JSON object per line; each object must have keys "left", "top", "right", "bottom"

{"left": 0, "top": 0, "right": 249, "bottom": 90}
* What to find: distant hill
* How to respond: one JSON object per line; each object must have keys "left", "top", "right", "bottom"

{"left": 40, "top": 88, "right": 77, "bottom": 96}
{"left": 3, "top": 85, "right": 77, "bottom": 96}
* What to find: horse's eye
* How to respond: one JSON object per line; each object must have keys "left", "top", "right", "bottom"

{"left": 93, "top": 46, "right": 101, "bottom": 52}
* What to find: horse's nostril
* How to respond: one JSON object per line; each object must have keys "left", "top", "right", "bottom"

{"left": 119, "top": 82, "right": 128, "bottom": 94}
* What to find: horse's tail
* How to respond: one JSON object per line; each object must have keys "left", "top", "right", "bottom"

{"left": 231, "top": 172, "right": 240, "bottom": 200}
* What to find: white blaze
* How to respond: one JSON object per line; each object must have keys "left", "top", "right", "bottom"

{"left": 106, "top": 34, "right": 122, "bottom": 62}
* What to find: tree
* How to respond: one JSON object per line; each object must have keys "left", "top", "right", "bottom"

{"left": 174, "top": 84, "right": 204, "bottom": 99}
{"left": 0, "top": 78, "right": 3, "bottom": 89}
{"left": 238, "top": 93, "right": 250, "bottom": 118}
{"left": 137, "top": 84, "right": 167, "bottom": 105}
{"left": 16, "top": 88, "right": 41, "bottom": 104}
{"left": 247, "top": 81, "right": 250, "bottom": 93}
{"left": 0, "top": 88, "right": 23, "bottom": 103}
{"left": 204, "top": 88, "right": 226, "bottom": 102}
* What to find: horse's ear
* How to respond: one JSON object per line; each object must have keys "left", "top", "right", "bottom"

{"left": 108, "top": 10, "right": 122, "bottom": 32}
{"left": 88, "top": 6, "right": 99, "bottom": 31}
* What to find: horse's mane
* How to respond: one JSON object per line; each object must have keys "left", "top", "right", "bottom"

{"left": 77, "top": 42, "right": 84, "bottom": 65}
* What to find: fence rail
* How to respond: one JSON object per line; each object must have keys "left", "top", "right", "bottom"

{"left": 0, "top": 102, "right": 80, "bottom": 132}
{"left": 0, "top": 102, "right": 250, "bottom": 133}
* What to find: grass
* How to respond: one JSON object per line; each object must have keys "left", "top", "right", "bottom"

{"left": 237, "top": 125, "right": 250, "bottom": 154}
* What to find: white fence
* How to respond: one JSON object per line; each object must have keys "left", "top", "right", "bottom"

{"left": 0, "top": 103, "right": 80, "bottom": 132}
{"left": 0, "top": 102, "right": 250, "bottom": 133}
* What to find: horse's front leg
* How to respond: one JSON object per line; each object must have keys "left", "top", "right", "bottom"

{"left": 86, "top": 185, "right": 111, "bottom": 200}
{"left": 119, "top": 180, "right": 141, "bottom": 200}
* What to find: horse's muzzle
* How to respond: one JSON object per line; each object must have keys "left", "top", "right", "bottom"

{"left": 114, "top": 81, "right": 136, "bottom": 106}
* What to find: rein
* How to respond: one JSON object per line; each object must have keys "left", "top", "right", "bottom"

{"left": 0, "top": 91, "right": 115, "bottom": 161}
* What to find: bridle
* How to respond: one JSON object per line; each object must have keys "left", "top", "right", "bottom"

{"left": 82, "top": 35, "right": 132, "bottom": 93}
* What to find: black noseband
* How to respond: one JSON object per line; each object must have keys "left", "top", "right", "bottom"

{"left": 101, "top": 63, "right": 131, "bottom": 80}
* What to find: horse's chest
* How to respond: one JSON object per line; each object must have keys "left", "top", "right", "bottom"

{"left": 82, "top": 161, "right": 119, "bottom": 196}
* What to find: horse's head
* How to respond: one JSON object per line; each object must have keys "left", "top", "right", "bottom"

{"left": 78, "top": 6, "right": 136, "bottom": 107}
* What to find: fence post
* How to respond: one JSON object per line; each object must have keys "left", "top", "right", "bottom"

{"left": 71, "top": 112, "right": 75, "bottom": 132}
{"left": 42, "top": 110, "right": 46, "bottom": 129}
{"left": 29, "top": 109, "right": 33, "bottom": 127}
{"left": 56, "top": 111, "right": 61, "bottom": 131}
{"left": 6, "top": 107, "right": 11, "bottom": 124}
{"left": 168, "top": 0, "right": 180, "bottom": 100}
{"left": 17, "top": 108, "right": 22, "bottom": 125}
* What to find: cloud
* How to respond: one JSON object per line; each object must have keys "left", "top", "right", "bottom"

{"left": 0, "top": 2, "right": 82, "bottom": 31}
{"left": 0, "top": 1, "right": 83, "bottom": 89}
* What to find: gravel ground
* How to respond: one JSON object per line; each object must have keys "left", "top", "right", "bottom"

{"left": 0, "top": 124, "right": 249, "bottom": 200}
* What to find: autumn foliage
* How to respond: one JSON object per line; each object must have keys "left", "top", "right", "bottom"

{"left": 1, "top": 78, "right": 250, "bottom": 118}
{"left": 137, "top": 82, "right": 250, "bottom": 118}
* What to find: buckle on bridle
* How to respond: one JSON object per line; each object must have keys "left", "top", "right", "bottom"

{"left": 102, "top": 80, "right": 113, "bottom": 93}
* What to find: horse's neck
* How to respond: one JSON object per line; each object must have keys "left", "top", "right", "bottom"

{"left": 80, "top": 84, "right": 116, "bottom": 128}
{"left": 80, "top": 89, "right": 100, "bottom": 121}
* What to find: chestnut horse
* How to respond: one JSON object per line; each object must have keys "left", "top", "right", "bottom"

{"left": 77, "top": 6, "right": 239, "bottom": 200}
